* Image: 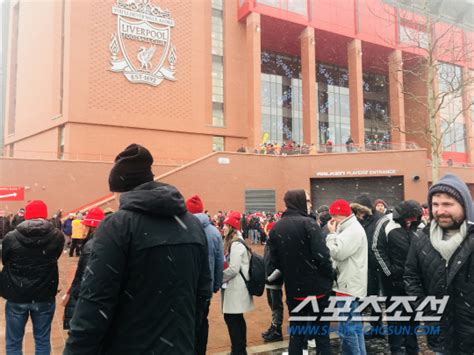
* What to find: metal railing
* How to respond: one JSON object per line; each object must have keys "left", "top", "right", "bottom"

{"left": 240, "top": 141, "right": 420, "bottom": 155}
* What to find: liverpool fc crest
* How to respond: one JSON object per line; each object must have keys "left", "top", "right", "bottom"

{"left": 109, "top": 0, "right": 177, "bottom": 86}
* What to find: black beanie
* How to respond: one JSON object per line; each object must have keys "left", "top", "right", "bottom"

{"left": 428, "top": 184, "right": 465, "bottom": 208}
{"left": 354, "top": 194, "right": 373, "bottom": 210}
{"left": 108, "top": 144, "right": 154, "bottom": 192}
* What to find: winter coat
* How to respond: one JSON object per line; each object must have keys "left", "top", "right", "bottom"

{"left": 63, "top": 232, "right": 97, "bottom": 330}
{"left": 326, "top": 214, "right": 368, "bottom": 297}
{"left": 1, "top": 219, "right": 65, "bottom": 303}
{"left": 269, "top": 190, "right": 334, "bottom": 300}
{"left": 71, "top": 219, "right": 85, "bottom": 239}
{"left": 63, "top": 218, "right": 73, "bottom": 236}
{"left": 404, "top": 174, "right": 474, "bottom": 354}
{"left": 263, "top": 241, "right": 283, "bottom": 289}
{"left": 0, "top": 216, "right": 11, "bottom": 239}
{"left": 372, "top": 213, "right": 417, "bottom": 293}
{"left": 64, "top": 181, "right": 212, "bottom": 355}
{"left": 222, "top": 236, "right": 254, "bottom": 314}
{"left": 194, "top": 213, "right": 224, "bottom": 293}
{"left": 351, "top": 204, "right": 383, "bottom": 296}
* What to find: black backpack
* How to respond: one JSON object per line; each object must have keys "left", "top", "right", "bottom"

{"left": 232, "top": 240, "right": 265, "bottom": 296}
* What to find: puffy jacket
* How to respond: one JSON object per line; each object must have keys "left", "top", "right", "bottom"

{"left": 269, "top": 190, "right": 333, "bottom": 300}
{"left": 326, "top": 214, "right": 368, "bottom": 298}
{"left": 1, "top": 219, "right": 64, "bottom": 303}
{"left": 194, "top": 213, "right": 224, "bottom": 293}
{"left": 404, "top": 174, "right": 474, "bottom": 354}
{"left": 64, "top": 181, "right": 212, "bottom": 355}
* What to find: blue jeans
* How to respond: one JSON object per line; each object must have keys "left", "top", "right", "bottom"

{"left": 337, "top": 299, "right": 367, "bottom": 355}
{"left": 5, "top": 301, "right": 56, "bottom": 355}
{"left": 249, "top": 229, "right": 259, "bottom": 244}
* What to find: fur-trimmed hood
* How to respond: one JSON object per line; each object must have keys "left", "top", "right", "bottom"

{"left": 350, "top": 203, "right": 372, "bottom": 216}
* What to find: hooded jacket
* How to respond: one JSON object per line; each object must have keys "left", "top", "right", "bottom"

{"left": 269, "top": 190, "right": 333, "bottom": 300}
{"left": 64, "top": 181, "right": 212, "bottom": 355}
{"left": 404, "top": 174, "right": 474, "bottom": 354}
{"left": 1, "top": 219, "right": 64, "bottom": 303}
{"left": 372, "top": 200, "right": 422, "bottom": 292}
{"left": 194, "top": 213, "right": 224, "bottom": 293}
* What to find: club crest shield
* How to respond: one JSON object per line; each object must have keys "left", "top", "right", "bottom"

{"left": 110, "top": 0, "right": 177, "bottom": 86}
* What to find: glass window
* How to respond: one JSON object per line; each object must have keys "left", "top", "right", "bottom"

{"left": 287, "top": 0, "right": 307, "bottom": 15}
{"left": 439, "top": 63, "right": 465, "bottom": 153}
{"left": 212, "top": 102, "right": 224, "bottom": 127}
{"left": 363, "top": 72, "right": 390, "bottom": 148}
{"left": 212, "top": 136, "right": 225, "bottom": 151}
{"left": 58, "top": 125, "right": 65, "bottom": 160}
{"left": 316, "top": 63, "right": 351, "bottom": 150}
{"left": 211, "top": 2, "right": 224, "bottom": 126}
{"left": 261, "top": 51, "right": 302, "bottom": 145}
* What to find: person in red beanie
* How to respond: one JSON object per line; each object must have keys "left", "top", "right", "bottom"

{"left": 186, "top": 194, "right": 204, "bottom": 214}
{"left": 63, "top": 207, "right": 105, "bottom": 330}
{"left": 221, "top": 211, "right": 254, "bottom": 355}
{"left": 1, "top": 200, "right": 65, "bottom": 355}
{"left": 326, "top": 199, "right": 368, "bottom": 355}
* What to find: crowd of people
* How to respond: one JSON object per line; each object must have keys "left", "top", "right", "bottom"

{"left": 0, "top": 143, "right": 472, "bottom": 355}
{"left": 236, "top": 135, "right": 402, "bottom": 157}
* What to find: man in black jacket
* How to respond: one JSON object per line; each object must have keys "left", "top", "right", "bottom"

{"left": 404, "top": 174, "right": 474, "bottom": 355}
{"left": 353, "top": 194, "right": 384, "bottom": 338}
{"left": 261, "top": 236, "right": 284, "bottom": 342}
{"left": 372, "top": 200, "right": 423, "bottom": 354}
{"left": 64, "top": 144, "right": 212, "bottom": 355}
{"left": 1, "top": 200, "right": 64, "bottom": 355}
{"left": 269, "top": 189, "right": 334, "bottom": 355}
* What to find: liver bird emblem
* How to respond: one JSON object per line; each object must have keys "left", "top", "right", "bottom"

{"left": 137, "top": 45, "right": 156, "bottom": 72}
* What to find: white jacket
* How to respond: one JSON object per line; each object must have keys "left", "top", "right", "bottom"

{"left": 326, "top": 214, "right": 368, "bottom": 298}
{"left": 221, "top": 237, "right": 254, "bottom": 314}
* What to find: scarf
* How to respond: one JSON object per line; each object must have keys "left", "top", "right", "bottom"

{"left": 430, "top": 221, "right": 467, "bottom": 263}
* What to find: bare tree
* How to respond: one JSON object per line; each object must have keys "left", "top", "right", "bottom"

{"left": 370, "top": 0, "right": 473, "bottom": 182}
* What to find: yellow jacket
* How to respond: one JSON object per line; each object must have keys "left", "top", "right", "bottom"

{"left": 71, "top": 219, "right": 85, "bottom": 239}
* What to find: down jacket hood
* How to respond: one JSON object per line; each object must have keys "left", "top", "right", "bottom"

{"left": 119, "top": 181, "right": 187, "bottom": 217}
{"left": 428, "top": 174, "right": 474, "bottom": 224}
{"left": 14, "top": 219, "right": 57, "bottom": 248}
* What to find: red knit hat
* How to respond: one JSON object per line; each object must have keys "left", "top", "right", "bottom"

{"left": 224, "top": 211, "right": 241, "bottom": 230}
{"left": 82, "top": 207, "right": 105, "bottom": 228}
{"left": 186, "top": 195, "right": 204, "bottom": 214}
{"left": 329, "top": 199, "right": 352, "bottom": 217}
{"left": 24, "top": 200, "right": 48, "bottom": 220}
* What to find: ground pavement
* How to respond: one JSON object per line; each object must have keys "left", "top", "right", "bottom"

{"left": 0, "top": 243, "right": 434, "bottom": 354}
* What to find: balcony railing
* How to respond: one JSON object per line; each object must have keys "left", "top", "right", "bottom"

{"left": 240, "top": 141, "right": 420, "bottom": 155}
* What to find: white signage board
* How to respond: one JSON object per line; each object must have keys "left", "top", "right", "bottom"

{"left": 315, "top": 169, "right": 397, "bottom": 177}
